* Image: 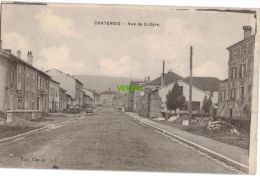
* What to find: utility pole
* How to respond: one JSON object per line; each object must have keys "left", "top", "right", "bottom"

{"left": 188, "top": 46, "right": 193, "bottom": 124}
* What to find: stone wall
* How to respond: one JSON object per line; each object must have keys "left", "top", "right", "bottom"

{"left": 7, "top": 110, "right": 42, "bottom": 123}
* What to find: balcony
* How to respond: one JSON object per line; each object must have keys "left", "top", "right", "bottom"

{"left": 39, "top": 90, "right": 47, "bottom": 95}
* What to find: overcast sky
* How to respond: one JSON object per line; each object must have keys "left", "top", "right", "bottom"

{"left": 1, "top": 3, "right": 256, "bottom": 80}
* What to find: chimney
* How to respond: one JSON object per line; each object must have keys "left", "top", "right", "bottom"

{"left": 147, "top": 76, "right": 150, "bottom": 83}
{"left": 16, "top": 50, "right": 21, "bottom": 58}
{"left": 243, "top": 26, "right": 252, "bottom": 39}
{"left": 27, "top": 51, "right": 33, "bottom": 65}
{"left": 161, "top": 60, "right": 165, "bottom": 86}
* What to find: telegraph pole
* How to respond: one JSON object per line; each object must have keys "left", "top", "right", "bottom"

{"left": 188, "top": 46, "right": 193, "bottom": 124}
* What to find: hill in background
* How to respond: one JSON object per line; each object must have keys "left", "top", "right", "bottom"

{"left": 75, "top": 75, "right": 143, "bottom": 93}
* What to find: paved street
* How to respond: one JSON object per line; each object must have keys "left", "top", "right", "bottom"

{"left": 0, "top": 107, "right": 238, "bottom": 173}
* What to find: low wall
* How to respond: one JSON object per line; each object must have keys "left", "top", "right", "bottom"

{"left": 6, "top": 110, "right": 43, "bottom": 123}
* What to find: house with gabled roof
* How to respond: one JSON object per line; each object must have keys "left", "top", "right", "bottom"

{"left": 182, "top": 76, "right": 221, "bottom": 103}
{"left": 46, "top": 69, "right": 84, "bottom": 108}
{"left": 100, "top": 88, "right": 117, "bottom": 106}
{"left": 159, "top": 79, "right": 214, "bottom": 113}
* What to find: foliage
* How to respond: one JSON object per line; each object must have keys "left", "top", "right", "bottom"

{"left": 202, "top": 95, "right": 212, "bottom": 114}
{"left": 165, "top": 83, "right": 186, "bottom": 112}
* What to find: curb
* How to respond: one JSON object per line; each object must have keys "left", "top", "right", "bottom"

{"left": 0, "top": 115, "right": 84, "bottom": 144}
{"left": 126, "top": 113, "right": 249, "bottom": 173}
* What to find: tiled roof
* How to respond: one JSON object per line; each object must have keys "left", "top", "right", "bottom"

{"left": 183, "top": 77, "right": 221, "bottom": 92}
{"left": 147, "top": 71, "right": 183, "bottom": 86}
{"left": 45, "top": 68, "right": 83, "bottom": 85}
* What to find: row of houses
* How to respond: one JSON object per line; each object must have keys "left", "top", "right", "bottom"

{"left": 126, "top": 26, "right": 255, "bottom": 126}
{"left": 0, "top": 48, "right": 101, "bottom": 120}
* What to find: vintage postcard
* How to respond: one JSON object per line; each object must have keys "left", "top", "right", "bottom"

{"left": 0, "top": 1, "right": 259, "bottom": 174}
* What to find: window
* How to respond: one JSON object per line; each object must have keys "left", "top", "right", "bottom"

{"left": 33, "top": 72, "right": 36, "bottom": 80}
{"left": 240, "top": 64, "right": 246, "bottom": 78}
{"left": 24, "top": 99, "right": 29, "bottom": 110}
{"left": 17, "top": 79, "right": 22, "bottom": 90}
{"left": 26, "top": 70, "right": 30, "bottom": 78}
{"left": 32, "top": 101, "right": 35, "bottom": 110}
{"left": 230, "top": 88, "right": 236, "bottom": 100}
{"left": 239, "top": 64, "right": 242, "bottom": 78}
{"left": 32, "top": 83, "right": 35, "bottom": 93}
{"left": 233, "top": 67, "right": 237, "bottom": 79}
{"left": 241, "top": 44, "right": 247, "bottom": 59}
{"left": 17, "top": 98, "right": 23, "bottom": 109}
{"left": 18, "top": 65, "right": 22, "bottom": 74}
{"left": 38, "top": 76, "right": 41, "bottom": 90}
{"left": 243, "top": 64, "right": 246, "bottom": 77}
{"left": 26, "top": 82, "right": 29, "bottom": 96}
{"left": 241, "top": 87, "right": 245, "bottom": 100}
{"left": 10, "top": 69, "right": 14, "bottom": 88}
{"left": 231, "top": 67, "right": 237, "bottom": 80}
{"left": 192, "top": 101, "right": 200, "bottom": 112}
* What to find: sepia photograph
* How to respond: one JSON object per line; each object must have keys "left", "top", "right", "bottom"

{"left": 0, "top": 1, "right": 259, "bottom": 175}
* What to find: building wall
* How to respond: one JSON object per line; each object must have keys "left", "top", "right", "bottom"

{"left": 5, "top": 57, "right": 17, "bottom": 111}
{"left": 159, "top": 80, "right": 210, "bottom": 113}
{"left": 75, "top": 81, "right": 83, "bottom": 107}
{"left": 218, "top": 35, "right": 254, "bottom": 120}
{"left": 49, "top": 80, "right": 60, "bottom": 112}
{"left": 93, "top": 93, "right": 100, "bottom": 105}
{"left": 100, "top": 94, "right": 115, "bottom": 105}
{"left": 139, "top": 90, "right": 161, "bottom": 118}
{"left": 65, "top": 94, "right": 73, "bottom": 108}
{"left": 46, "top": 69, "right": 76, "bottom": 100}
{"left": 0, "top": 54, "right": 8, "bottom": 112}
{"left": 59, "top": 88, "right": 67, "bottom": 111}
{"left": 37, "top": 73, "right": 50, "bottom": 112}
{"left": 0, "top": 51, "right": 50, "bottom": 113}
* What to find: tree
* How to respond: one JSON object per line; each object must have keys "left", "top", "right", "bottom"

{"left": 165, "top": 83, "right": 186, "bottom": 113}
{"left": 202, "top": 95, "right": 212, "bottom": 114}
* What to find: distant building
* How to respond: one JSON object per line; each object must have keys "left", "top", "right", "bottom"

{"left": 92, "top": 90, "right": 101, "bottom": 105}
{"left": 139, "top": 88, "right": 162, "bottom": 118}
{"left": 0, "top": 50, "right": 51, "bottom": 113}
{"left": 65, "top": 93, "right": 73, "bottom": 109}
{"left": 144, "top": 70, "right": 184, "bottom": 89}
{"left": 82, "top": 88, "right": 94, "bottom": 108}
{"left": 137, "top": 70, "right": 183, "bottom": 117}
{"left": 49, "top": 79, "right": 60, "bottom": 112}
{"left": 46, "top": 69, "right": 84, "bottom": 109}
{"left": 59, "top": 87, "right": 67, "bottom": 111}
{"left": 218, "top": 26, "right": 255, "bottom": 121}
{"left": 127, "top": 80, "right": 147, "bottom": 112}
{"left": 100, "top": 88, "right": 116, "bottom": 106}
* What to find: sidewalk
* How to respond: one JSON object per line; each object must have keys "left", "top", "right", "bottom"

{"left": 125, "top": 112, "right": 249, "bottom": 173}
{"left": 0, "top": 112, "right": 85, "bottom": 144}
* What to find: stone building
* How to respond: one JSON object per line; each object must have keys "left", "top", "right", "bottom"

{"left": 0, "top": 50, "right": 50, "bottom": 113}
{"left": 218, "top": 26, "right": 255, "bottom": 122}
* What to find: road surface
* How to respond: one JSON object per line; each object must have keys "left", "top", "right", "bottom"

{"left": 0, "top": 107, "right": 239, "bottom": 173}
